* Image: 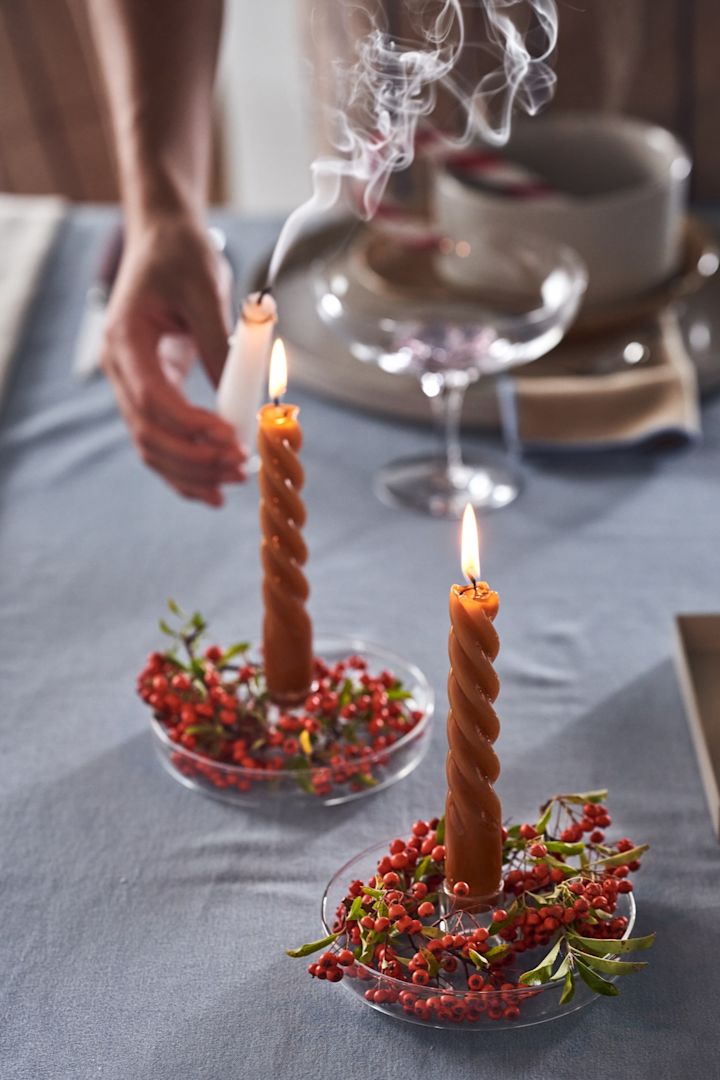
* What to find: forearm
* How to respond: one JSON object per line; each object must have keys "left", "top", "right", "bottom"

{"left": 87, "top": 0, "right": 223, "bottom": 234}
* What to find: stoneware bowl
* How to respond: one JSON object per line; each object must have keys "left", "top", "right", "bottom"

{"left": 432, "top": 112, "right": 691, "bottom": 308}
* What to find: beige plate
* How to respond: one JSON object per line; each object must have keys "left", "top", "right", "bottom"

{"left": 253, "top": 217, "right": 720, "bottom": 430}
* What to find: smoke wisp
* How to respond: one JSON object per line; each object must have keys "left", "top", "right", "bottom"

{"left": 268, "top": 0, "right": 558, "bottom": 283}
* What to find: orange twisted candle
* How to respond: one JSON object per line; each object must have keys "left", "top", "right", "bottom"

{"left": 258, "top": 339, "right": 313, "bottom": 706}
{"left": 444, "top": 505, "right": 503, "bottom": 901}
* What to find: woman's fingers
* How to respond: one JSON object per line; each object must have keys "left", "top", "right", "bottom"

{"left": 106, "top": 321, "right": 239, "bottom": 449}
{"left": 106, "top": 347, "right": 243, "bottom": 499}
{"left": 183, "top": 270, "right": 230, "bottom": 389}
{"left": 170, "top": 481, "right": 225, "bottom": 508}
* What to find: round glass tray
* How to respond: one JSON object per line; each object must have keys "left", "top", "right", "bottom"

{"left": 150, "top": 636, "right": 434, "bottom": 807}
{"left": 321, "top": 838, "right": 636, "bottom": 1030}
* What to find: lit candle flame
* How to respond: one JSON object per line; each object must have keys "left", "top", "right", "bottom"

{"left": 461, "top": 502, "right": 480, "bottom": 585}
{"left": 268, "top": 338, "right": 288, "bottom": 401}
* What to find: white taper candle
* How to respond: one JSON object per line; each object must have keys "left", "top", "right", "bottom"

{"left": 217, "top": 292, "right": 277, "bottom": 451}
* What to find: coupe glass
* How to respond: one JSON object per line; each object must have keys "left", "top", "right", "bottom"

{"left": 313, "top": 224, "right": 587, "bottom": 517}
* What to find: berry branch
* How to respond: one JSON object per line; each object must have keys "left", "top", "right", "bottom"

{"left": 288, "top": 791, "right": 654, "bottom": 1024}
{"left": 137, "top": 602, "right": 425, "bottom": 798}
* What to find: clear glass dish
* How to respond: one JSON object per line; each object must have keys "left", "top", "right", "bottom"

{"left": 321, "top": 838, "right": 636, "bottom": 1030}
{"left": 150, "top": 636, "right": 434, "bottom": 807}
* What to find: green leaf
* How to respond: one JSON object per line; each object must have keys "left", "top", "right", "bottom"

{"left": 485, "top": 943, "right": 512, "bottom": 962}
{"left": 294, "top": 772, "right": 315, "bottom": 796}
{"left": 560, "top": 968, "right": 575, "bottom": 1005}
{"left": 468, "top": 948, "right": 489, "bottom": 969}
{"left": 167, "top": 598, "right": 182, "bottom": 616}
{"left": 550, "top": 954, "right": 572, "bottom": 980}
{"left": 519, "top": 938, "right": 563, "bottom": 986}
{"left": 221, "top": 642, "right": 250, "bottom": 664}
{"left": 362, "top": 886, "right": 384, "bottom": 899}
{"left": 561, "top": 790, "right": 608, "bottom": 806}
{"left": 489, "top": 901, "right": 519, "bottom": 933}
{"left": 594, "top": 844, "right": 648, "bottom": 868}
{"left": 568, "top": 931, "right": 656, "bottom": 956}
{"left": 386, "top": 687, "right": 411, "bottom": 701}
{"left": 435, "top": 816, "right": 445, "bottom": 844}
{"left": 420, "top": 925, "right": 444, "bottom": 940}
{"left": 544, "top": 840, "right": 586, "bottom": 856}
{"left": 543, "top": 855, "right": 578, "bottom": 876}
{"left": 339, "top": 679, "right": 354, "bottom": 708}
{"left": 355, "top": 772, "right": 378, "bottom": 789}
{"left": 570, "top": 949, "right": 648, "bottom": 976}
{"left": 286, "top": 931, "right": 338, "bottom": 958}
{"left": 413, "top": 855, "right": 432, "bottom": 882}
{"left": 158, "top": 619, "right": 177, "bottom": 637}
{"left": 190, "top": 612, "right": 206, "bottom": 632}
{"left": 347, "top": 896, "right": 365, "bottom": 922}
{"left": 535, "top": 801, "right": 554, "bottom": 835}
{"left": 574, "top": 956, "right": 619, "bottom": 996}
{"left": 359, "top": 932, "right": 377, "bottom": 964}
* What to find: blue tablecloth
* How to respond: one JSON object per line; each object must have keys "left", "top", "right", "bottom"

{"left": 2, "top": 209, "right": 719, "bottom": 1080}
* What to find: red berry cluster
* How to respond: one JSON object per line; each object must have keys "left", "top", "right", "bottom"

{"left": 290, "top": 791, "right": 653, "bottom": 1025}
{"left": 137, "top": 607, "right": 424, "bottom": 799}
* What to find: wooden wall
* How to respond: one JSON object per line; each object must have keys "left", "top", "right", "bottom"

{"left": 550, "top": 0, "right": 718, "bottom": 199}
{"left": 0, "top": 0, "right": 118, "bottom": 200}
{"left": 1, "top": 1, "right": 719, "bottom": 202}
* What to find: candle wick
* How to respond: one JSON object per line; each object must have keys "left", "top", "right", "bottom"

{"left": 273, "top": 396, "right": 280, "bottom": 408}
{"left": 258, "top": 286, "right": 272, "bottom": 304}
{"left": 471, "top": 577, "right": 478, "bottom": 596}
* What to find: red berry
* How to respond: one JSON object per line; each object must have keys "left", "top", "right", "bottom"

{"left": 412, "top": 969, "right": 430, "bottom": 986}
{"left": 431, "top": 845, "right": 445, "bottom": 862}
{"left": 336, "top": 949, "right": 354, "bottom": 966}
{"left": 418, "top": 901, "right": 435, "bottom": 918}
{"left": 492, "top": 909, "right": 508, "bottom": 924}
{"left": 519, "top": 824, "right": 538, "bottom": 840}
{"left": 452, "top": 881, "right": 470, "bottom": 897}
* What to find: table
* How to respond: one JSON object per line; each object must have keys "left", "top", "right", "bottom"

{"left": 2, "top": 209, "right": 719, "bottom": 1080}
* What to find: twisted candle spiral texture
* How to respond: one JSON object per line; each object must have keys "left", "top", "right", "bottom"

{"left": 445, "top": 584, "right": 502, "bottom": 900}
{"left": 258, "top": 406, "right": 313, "bottom": 704}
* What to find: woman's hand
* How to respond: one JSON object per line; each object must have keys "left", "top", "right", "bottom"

{"left": 102, "top": 214, "right": 245, "bottom": 507}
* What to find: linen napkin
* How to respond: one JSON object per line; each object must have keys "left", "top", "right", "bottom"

{"left": 0, "top": 194, "right": 66, "bottom": 406}
{"left": 511, "top": 310, "right": 701, "bottom": 449}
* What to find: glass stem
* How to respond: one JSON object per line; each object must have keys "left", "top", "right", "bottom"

{"left": 424, "top": 373, "right": 469, "bottom": 477}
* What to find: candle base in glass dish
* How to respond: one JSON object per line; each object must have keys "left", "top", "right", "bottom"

{"left": 320, "top": 838, "right": 637, "bottom": 1031}
{"left": 437, "top": 880, "right": 503, "bottom": 924}
{"left": 374, "top": 453, "right": 522, "bottom": 517}
{"left": 149, "top": 635, "right": 433, "bottom": 808}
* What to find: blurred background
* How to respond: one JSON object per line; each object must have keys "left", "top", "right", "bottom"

{"left": 0, "top": 0, "right": 717, "bottom": 214}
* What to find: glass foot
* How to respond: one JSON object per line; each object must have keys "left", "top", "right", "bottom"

{"left": 374, "top": 455, "right": 523, "bottom": 517}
